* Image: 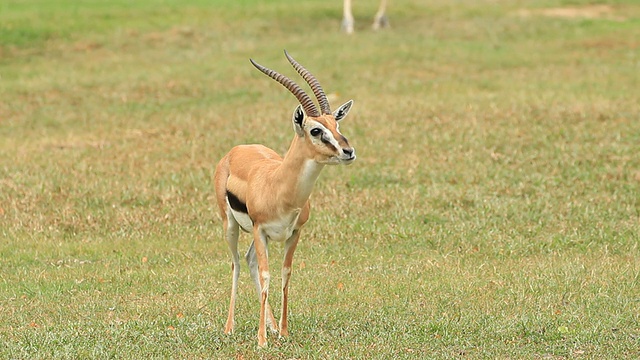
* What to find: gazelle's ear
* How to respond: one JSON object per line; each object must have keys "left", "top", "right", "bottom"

{"left": 333, "top": 100, "right": 353, "bottom": 121}
{"left": 292, "top": 104, "right": 305, "bottom": 137}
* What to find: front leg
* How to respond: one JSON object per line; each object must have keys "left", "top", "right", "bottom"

{"left": 252, "top": 226, "right": 271, "bottom": 347}
{"left": 279, "top": 229, "right": 301, "bottom": 337}
{"left": 245, "top": 240, "right": 278, "bottom": 333}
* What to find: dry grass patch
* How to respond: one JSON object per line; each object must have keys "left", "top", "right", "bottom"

{"left": 515, "top": 4, "right": 624, "bottom": 21}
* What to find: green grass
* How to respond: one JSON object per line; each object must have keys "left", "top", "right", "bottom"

{"left": 1, "top": 0, "right": 639, "bottom": 358}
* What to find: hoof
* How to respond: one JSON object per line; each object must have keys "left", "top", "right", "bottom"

{"left": 341, "top": 19, "right": 354, "bottom": 34}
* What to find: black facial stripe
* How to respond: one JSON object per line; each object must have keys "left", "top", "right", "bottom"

{"left": 321, "top": 136, "right": 338, "bottom": 152}
{"left": 226, "top": 190, "right": 248, "bottom": 213}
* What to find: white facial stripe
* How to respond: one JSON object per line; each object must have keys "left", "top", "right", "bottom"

{"left": 307, "top": 120, "right": 327, "bottom": 133}
{"left": 307, "top": 120, "right": 341, "bottom": 151}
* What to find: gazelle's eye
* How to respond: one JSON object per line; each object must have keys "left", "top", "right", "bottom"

{"left": 310, "top": 128, "right": 323, "bottom": 137}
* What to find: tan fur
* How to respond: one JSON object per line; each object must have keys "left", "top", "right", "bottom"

{"left": 216, "top": 141, "right": 312, "bottom": 227}
{"left": 214, "top": 110, "right": 354, "bottom": 347}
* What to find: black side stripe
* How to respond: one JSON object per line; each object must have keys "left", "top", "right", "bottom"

{"left": 226, "top": 190, "right": 248, "bottom": 213}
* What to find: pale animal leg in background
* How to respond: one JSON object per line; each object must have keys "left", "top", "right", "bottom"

{"left": 342, "top": 0, "right": 355, "bottom": 34}
{"left": 372, "top": 0, "right": 390, "bottom": 30}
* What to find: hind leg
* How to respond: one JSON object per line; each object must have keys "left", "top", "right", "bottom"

{"left": 224, "top": 212, "right": 241, "bottom": 334}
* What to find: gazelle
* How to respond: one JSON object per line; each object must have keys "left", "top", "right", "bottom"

{"left": 214, "top": 50, "right": 356, "bottom": 347}
{"left": 342, "top": 0, "right": 390, "bottom": 34}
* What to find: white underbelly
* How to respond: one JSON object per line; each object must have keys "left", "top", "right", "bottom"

{"left": 227, "top": 202, "right": 253, "bottom": 233}
{"left": 261, "top": 209, "right": 301, "bottom": 242}
{"left": 231, "top": 209, "right": 253, "bottom": 232}
{"left": 226, "top": 196, "right": 302, "bottom": 241}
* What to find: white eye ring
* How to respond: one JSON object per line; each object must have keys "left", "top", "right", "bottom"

{"left": 310, "top": 128, "right": 323, "bottom": 137}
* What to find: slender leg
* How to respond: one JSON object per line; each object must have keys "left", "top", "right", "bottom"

{"left": 372, "top": 0, "right": 390, "bottom": 30}
{"left": 279, "top": 230, "right": 301, "bottom": 337}
{"left": 341, "top": 0, "right": 355, "bottom": 34}
{"left": 245, "top": 240, "right": 278, "bottom": 333}
{"left": 245, "top": 240, "right": 262, "bottom": 299}
{"left": 223, "top": 213, "right": 241, "bottom": 334}
{"left": 252, "top": 226, "right": 272, "bottom": 347}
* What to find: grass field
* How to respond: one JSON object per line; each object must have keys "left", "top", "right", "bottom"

{"left": 1, "top": 0, "right": 639, "bottom": 358}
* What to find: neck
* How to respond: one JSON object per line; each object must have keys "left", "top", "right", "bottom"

{"left": 276, "top": 136, "right": 325, "bottom": 207}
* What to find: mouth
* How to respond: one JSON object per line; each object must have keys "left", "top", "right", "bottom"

{"left": 322, "top": 155, "right": 356, "bottom": 165}
{"left": 341, "top": 155, "right": 356, "bottom": 164}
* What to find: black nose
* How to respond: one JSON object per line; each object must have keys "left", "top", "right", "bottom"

{"left": 343, "top": 148, "right": 354, "bottom": 157}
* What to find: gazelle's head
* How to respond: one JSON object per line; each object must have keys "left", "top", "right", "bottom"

{"left": 250, "top": 50, "right": 356, "bottom": 165}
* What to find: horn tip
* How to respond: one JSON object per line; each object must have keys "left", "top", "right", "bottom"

{"left": 249, "top": 58, "right": 262, "bottom": 70}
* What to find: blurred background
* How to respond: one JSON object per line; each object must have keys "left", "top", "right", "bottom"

{"left": 1, "top": 0, "right": 639, "bottom": 358}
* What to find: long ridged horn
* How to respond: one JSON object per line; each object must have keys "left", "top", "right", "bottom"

{"left": 284, "top": 50, "right": 331, "bottom": 115}
{"left": 250, "top": 58, "right": 320, "bottom": 118}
